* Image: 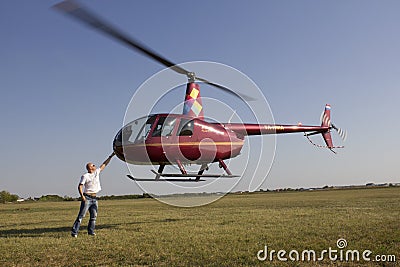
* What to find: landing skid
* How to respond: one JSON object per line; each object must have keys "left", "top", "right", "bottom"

{"left": 127, "top": 159, "right": 239, "bottom": 182}
{"left": 150, "top": 170, "right": 239, "bottom": 178}
{"left": 127, "top": 174, "right": 206, "bottom": 182}
{"left": 126, "top": 172, "right": 239, "bottom": 182}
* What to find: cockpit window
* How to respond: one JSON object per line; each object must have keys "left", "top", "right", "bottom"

{"left": 119, "top": 115, "right": 157, "bottom": 144}
{"left": 152, "top": 116, "right": 177, "bottom": 137}
{"left": 135, "top": 116, "right": 157, "bottom": 142}
{"left": 178, "top": 119, "right": 194, "bottom": 136}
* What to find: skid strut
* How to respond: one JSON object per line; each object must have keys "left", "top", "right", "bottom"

{"left": 196, "top": 163, "right": 209, "bottom": 181}
{"left": 176, "top": 159, "right": 187, "bottom": 175}
{"left": 154, "top": 164, "right": 165, "bottom": 180}
{"left": 218, "top": 159, "right": 232, "bottom": 175}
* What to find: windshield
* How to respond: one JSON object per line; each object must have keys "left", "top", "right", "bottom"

{"left": 115, "top": 114, "right": 186, "bottom": 146}
{"left": 115, "top": 115, "right": 157, "bottom": 145}
{"left": 152, "top": 116, "right": 177, "bottom": 137}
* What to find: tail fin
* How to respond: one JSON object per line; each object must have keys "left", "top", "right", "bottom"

{"left": 306, "top": 104, "right": 345, "bottom": 152}
{"left": 321, "top": 104, "right": 334, "bottom": 149}
{"left": 182, "top": 82, "right": 204, "bottom": 119}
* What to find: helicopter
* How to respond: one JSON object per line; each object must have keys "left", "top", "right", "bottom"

{"left": 54, "top": 1, "right": 346, "bottom": 182}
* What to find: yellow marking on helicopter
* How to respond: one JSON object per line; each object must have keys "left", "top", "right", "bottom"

{"left": 189, "top": 88, "right": 199, "bottom": 99}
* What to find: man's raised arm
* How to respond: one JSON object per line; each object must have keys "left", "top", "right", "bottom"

{"left": 100, "top": 152, "right": 115, "bottom": 171}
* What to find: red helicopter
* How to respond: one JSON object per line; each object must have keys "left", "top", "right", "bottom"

{"left": 54, "top": 1, "right": 346, "bottom": 182}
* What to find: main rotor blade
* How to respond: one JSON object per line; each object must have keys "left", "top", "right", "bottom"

{"left": 54, "top": 1, "right": 254, "bottom": 102}
{"left": 196, "top": 77, "right": 255, "bottom": 101}
{"left": 53, "top": 0, "right": 190, "bottom": 76}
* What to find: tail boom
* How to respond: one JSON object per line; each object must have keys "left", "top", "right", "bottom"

{"left": 222, "top": 123, "right": 329, "bottom": 136}
{"left": 222, "top": 104, "right": 339, "bottom": 151}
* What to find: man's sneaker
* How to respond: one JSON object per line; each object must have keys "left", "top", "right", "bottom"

{"left": 71, "top": 233, "right": 77, "bottom": 238}
{"left": 88, "top": 233, "right": 96, "bottom": 236}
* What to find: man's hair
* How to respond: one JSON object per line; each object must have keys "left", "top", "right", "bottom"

{"left": 86, "top": 163, "right": 92, "bottom": 171}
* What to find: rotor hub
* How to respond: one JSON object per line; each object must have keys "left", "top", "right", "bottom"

{"left": 187, "top": 72, "right": 196, "bottom": 83}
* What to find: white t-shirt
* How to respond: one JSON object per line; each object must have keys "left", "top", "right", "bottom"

{"left": 79, "top": 168, "right": 101, "bottom": 194}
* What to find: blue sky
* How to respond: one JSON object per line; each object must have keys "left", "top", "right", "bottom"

{"left": 1, "top": 1, "right": 399, "bottom": 198}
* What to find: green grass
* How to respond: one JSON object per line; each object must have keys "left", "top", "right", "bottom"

{"left": 0, "top": 187, "right": 399, "bottom": 266}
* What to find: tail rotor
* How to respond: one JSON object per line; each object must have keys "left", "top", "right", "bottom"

{"left": 331, "top": 123, "right": 347, "bottom": 142}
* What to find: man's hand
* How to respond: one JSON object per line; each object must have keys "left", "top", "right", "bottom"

{"left": 78, "top": 184, "right": 86, "bottom": 201}
{"left": 100, "top": 152, "right": 115, "bottom": 171}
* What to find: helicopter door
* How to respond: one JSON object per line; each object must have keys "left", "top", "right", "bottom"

{"left": 149, "top": 116, "right": 178, "bottom": 162}
{"left": 177, "top": 118, "right": 200, "bottom": 161}
{"left": 178, "top": 118, "right": 194, "bottom": 137}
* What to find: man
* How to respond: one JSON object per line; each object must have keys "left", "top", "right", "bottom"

{"left": 71, "top": 152, "right": 115, "bottom": 237}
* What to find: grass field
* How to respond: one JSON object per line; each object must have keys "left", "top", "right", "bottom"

{"left": 0, "top": 187, "right": 399, "bottom": 266}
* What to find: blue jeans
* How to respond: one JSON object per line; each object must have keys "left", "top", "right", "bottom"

{"left": 71, "top": 195, "right": 98, "bottom": 235}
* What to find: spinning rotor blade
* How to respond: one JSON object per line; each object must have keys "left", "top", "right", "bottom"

{"left": 53, "top": 1, "right": 253, "bottom": 101}
{"left": 196, "top": 77, "right": 255, "bottom": 101}
{"left": 331, "top": 124, "right": 347, "bottom": 141}
{"left": 53, "top": 0, "right": 190, "bottom": 75}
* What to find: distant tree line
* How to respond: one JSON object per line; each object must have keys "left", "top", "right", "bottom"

{"left": 37, "top": 195, "right": 67, "bottom": 202}
{"left": 35, "top": 194, "right": 153, "bottom": 201}
{"left": 3, "top": 183, "right": 398, "bottom": 204}
{"left": 0, "top": 191, "right": 19, "bottom": 203}
{"left": 99, "top": 193, "right": 152, "bottom": 200}
{"left": 0, "top": 192, "right": 153, "bottom": 203}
